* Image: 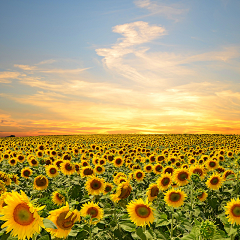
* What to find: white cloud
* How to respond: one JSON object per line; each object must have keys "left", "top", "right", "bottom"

{"left": 0, "top": 71, "right": 23, "bottom": 83}
{"left": 134, "top": 0, "right": 189, "bottom": 21}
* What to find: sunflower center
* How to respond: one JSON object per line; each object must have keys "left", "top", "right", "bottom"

{"left": 209, "top": 162, "right": 216, "bottom": 167}
{"left": 165, "top": 168, "right": 173, "bottom": 174}
{"left": 84, "top": 168, "right": 93, "bottom": 175}
{"left": 210, "top": 177, "right": 219, "bottom": 185}
{"left": 32, "top": 160, "right": 37, "bottom": 165}
{"left": 23, "top": 170, "right": 30, "bottom": 177}
{"left": 97, "top": 167, "right": 102, "bottom": 172}
{"left": 198, "top": 192, "right": 204, "bottom": 198}
{"left": 36, "top": 177, "right": 47, "bottom": 187}
{"left": 87, "top": 207, "right": 98, "bottom": 218}
{"left": 178, "top": 172, "right": 188, "bottom": 181}
{"left": 100, "top": 160, "right": 104, "bottom": 165}
{"left": 105, "top": 186, "right": 112, "bottom": 192}
{"left": 169, "top": 192, "right": 181, "bottom": 202}
{"left": 90, "top": 180, "right": 102, "bottom": 190}
{"left": 65, "top": 163, "right": 73, "bottom": 171}
{"left": 135, "top": 204, "right": 151, "bottom": 218}
{"left": 13, "top": 203, "right": 34, "bottom": 226}
{"left": 232, "top": 205, "right": 240, "bottom": 217}
{"left": 50, "top": 168, "right": 57, "bottom": 174}
{"left": 56, "top": 193, "right": 63, "bottom": 201}
{"left": 116, "top": 159, "right": 122, "bottom": 165}
{"left": 193, "top": 169, "right": 203, "bottom": 176}
{"left": 155, "top": 166, "right": 162, "bottom": 171}
{"left": 75, "top": 165, "right": 80, "bottom": 171}
{"left": 150, "top": 186, "right": 159, "bottom": 197}
{"left": 83, "top": 162, "right": 88, "bottom": 166}
{"left": 146, "top": 166, "right": 151, "bottom": 170}
{"left": 119, "top": 185, "right": 131, "bottom": 199}
{"left": 162, "top": 177, "right": 170, "bottom": 186}
{"left": 190, "top": 159, "right": 195, "bottom": 164}
{"left": 56, "top": 211, "right": 76, "bottom": 230}
{"left": 136, "top": 172, "right": 143, "bottom": 178}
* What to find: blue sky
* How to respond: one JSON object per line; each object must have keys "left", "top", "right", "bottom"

{"left": 0, "top": 0, "right": 240, "bottom": 136}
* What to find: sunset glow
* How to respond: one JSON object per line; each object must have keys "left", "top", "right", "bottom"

{"left": 1, "top": 0, "right": 240, "bottom": 136}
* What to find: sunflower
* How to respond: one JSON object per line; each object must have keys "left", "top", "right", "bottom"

{"left": 99, "top": 158, "right": 106, "bottom": 165}
{"left": 189, "top": 165, "right": 206, "bottom": 180}
{"left": 81, "top": 160, "right": 90, "bottom": 167}
{"left": 17, "top": 154, "right": 25, "bottom": 163}
{"left": 54, "top": 160, "right": 64, "bottom": 170}
{"left": 0, "top": 190, "right": 45, "bottom": 240}
{"left": 46, "top": 202, "right": 80, "bottom": 238}
{"left": 223, "top": 170, "right": 235, "bottom": 181}
{"left": 21, "top": 167, "right": 33, "bottom": 179}
{"left": 153, "top": 164, "right": 163, "bottom": 175}
{"left": 134, "top": 170, "right": 145, "bottom": 182}
{"left": 80, "top": 201, "right": 103, "bottom": 224}
{"left": 173, "top": 168, "right": 190, "bottom": 186}
{"left": 33, "top": 175, "right": 49, "bottom": 190}
{"left": 80, "top": 166, "right": 94, "bottom": 178}
{"left": 144, "top": 164, "right": 153, "bottom": 173}
{"left": 8, "top": 158, "right": 17, "bottom": 166}
{"left": 9, "top": 174, "right": 19, "bottom": 185}
{"left": 0, "top": 171, "right": 11, "bottom": 186}
{"left": 156, "top": 173, "right": 172, "bottom": 191}
{"left": 29, "top": 158, "right": 39, "bottom": 167}
{"left": 206, "top": 173, "right": 223, "bottom": 190}
{"left": 103, "top": 183, "right": 113, "bottom": 195}
{"left": 225, "top": 198, "right": 240, "bottom": 225}
{"left": 85, "top": 176, "right": 105, "bottom": 195}
{"left": 111, "top": 181, "right": 132, "bottom": 203}
{"left": 52, "top": 191, "right": 65, "bottom": 206}
{"left": 46, "top": 165, "right": 59, "bottom": 178}
{"left": 60, "top": 160, "right": 75, "bottom": 175}
{"left": 164, "top": 189, "right": 186, "bottom": 208}
{"left": 94, "top": 165, "right": 105, "bottom": 175}
{"left": 146, "top": 183, "right": 159, "bottom": 201}
{"left": 0, "top": 180, "right": 6, "bottom": 196}
{"left": 197, "top": 191, "right": 208, "bottom": 202}
{"left": 205, "top": 159, "right": 219, "bottom": 171}
{"left": 127, "top": 198, "right": 154, "bottom": 227}
{"left": 113, "top": 156, "right": 124, "bottom": 167}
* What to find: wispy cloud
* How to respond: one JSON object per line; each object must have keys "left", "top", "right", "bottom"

{"left": 0, "top": 71, "right": 23, "bottom": 83}
{"left": 134, "top": 0, "right": 189, "bottom": 21}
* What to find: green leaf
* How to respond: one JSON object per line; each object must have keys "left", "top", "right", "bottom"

{"left": 0, "top": 232, "right": 11, "bottom": 240}
{"left": 43, "top": 218, "right": 58, "bottom": 229}
{"left": 119, "top": 222, "right": 136, "bottom": 232}
{"left": 136, "top": 227, "right": 147, "bottom": 240}
{"left": 68, "top": 229, "right": 79, "bottom": 237}
{"left": 38, "top": 236, "right": 50, "bottom": 240}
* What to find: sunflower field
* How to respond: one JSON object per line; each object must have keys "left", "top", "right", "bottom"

{"left": 0, "top": 134, "right": 240, "bottom": 240}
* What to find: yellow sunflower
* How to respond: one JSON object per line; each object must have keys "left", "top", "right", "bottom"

{"left": 74, "top": 163, "right": 81, "bottom": 174}
{"left": 225, "top": 198, "right": 240, "bottom": 225}
{"left": 28, "top": 158, "right": 39, "bottom": 167}
{"left": 33, "top": 175, "right": 49, "bottom": 190}
{"left": 156, "top": 173, "right": 172, "bottom": 191}
{"left": 164, "top": 189, "right": 186, "bottom": 208}
{"left": 85, "top": 176, "right": 105, "bottom": 195}
{"left": 223, "top": 170, "right": 235, "bottom": 181}
{"left": 134, "top": 169, "right": 145, "bottom": 182}
{"left": 113, "top": 156, "right": 124, "bottom": 167}
{"left": 45, "top": 165, "right": 59, "bottom": 178}
{"left": 173, "top": 168, "right": 190, "bottom": 186}
{"left": 46, "top": 202, "right": 80, "bottom": 238}
{"left": 197, "top": 191, "right": 208, "bottom": 202}
{"left": 163, "top": 166, "right": 174, "bottom": 175}
{"left": 0, "top": 190, "right": 45, "bottom": 240}
{"left": 9, "top": 174, "right": 19, "bottom": 185}
{"left": 127, "top": 198, "right": 154, "bottom": 227}
{"left": 80, "top": 201, "right": 103, "bottom": 224}
{"left": 52, "top": 191, "right": 65, "bottom": 206}
{"left": 21, "top": 167, "right": 33, "bottom": 179}
{"left": 146, "top": 183, "right": 159, "bottom": 201}
{"left": 8, "top": 158, "right": 17, "bottom": 166}
{"left": 103, "top": 182, "right": 114, "bottom": 195}
{"left": 144, "top": 164, "right": 153, "bottom": 173}
{"left": 205, "top": 159, "right": 219, "bottom": 171}
{"left": 111, "top": 181, "right": 132, "bottom": 203}
{"left": 0, "top": 180, "right": 6, "bottom": 196}
{"left": 60, "top": 160, "right": 75, "bottom": 175}
{"left": 94, "top": 165, "right": 105, "bottom": 175}
{"left": 153, "top": 164, "right": 163, "bottom": 175}
{"left": 189, "top": 165, "right": 206, "bottom": 180}
{"left": 206, "top": 173, "right": 223, "bottom": 190}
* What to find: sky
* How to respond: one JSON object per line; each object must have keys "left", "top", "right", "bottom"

{"left": 0, "top": 0, "right": 240, "bottom": 137}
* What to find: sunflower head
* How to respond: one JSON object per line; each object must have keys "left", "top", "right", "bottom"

{"left": 21, "top": 168, "right": 33, "bottom": 179}
{"left": 34, "top": 175, "right": 49, "bottom": 190}
{"left": 52, "top": 191, "right": 66, "bottom": 206}
{"left": 173, "top": 168, "right": 190, "bottom": 186}
{"left": 206, "top": 173, "right": 223, "bottom": 190}
{"left": 156, "top": 173, "right": 172, "bottom": 191}
{"left": 46, "top": 165, "right": 59, "bottom": 178}
{"left": 146, "top": 183, "right": 159, "bottom": 202}
{"left": 60, "top": 160, "right": 75, "bottom": 175}
{"left": 164, "top": 189, "right": 186, "bottom": 208}
{"left": 80, "top": 166, "right": 94, "bottom": 178}
{"left": 200, "top": 220, "right": 216, "bottom": 239}
{"left": 225, "top": 198, "right": 240, "bottom": 225}
{"left": 134, "top": 170, "right": 145, "bottom": 182}
{"left": 127, "top": 198, "right": 154, "bottom": 227}
{"left": 85, "top": 176, "right": 105, "bottom": 196}
{"left": 103, "top": 183, "right": 113, "bottom": 195}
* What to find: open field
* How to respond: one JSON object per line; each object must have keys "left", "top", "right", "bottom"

{"left": 0, "top": 134, "right": 240, "bottom": 239}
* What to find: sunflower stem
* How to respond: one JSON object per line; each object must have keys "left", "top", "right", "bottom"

{"left": 190, "top": 180, "right": 194, "bottom": 222}
{"left": 171, "top": 207, "right": 174, "bottom": 239}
